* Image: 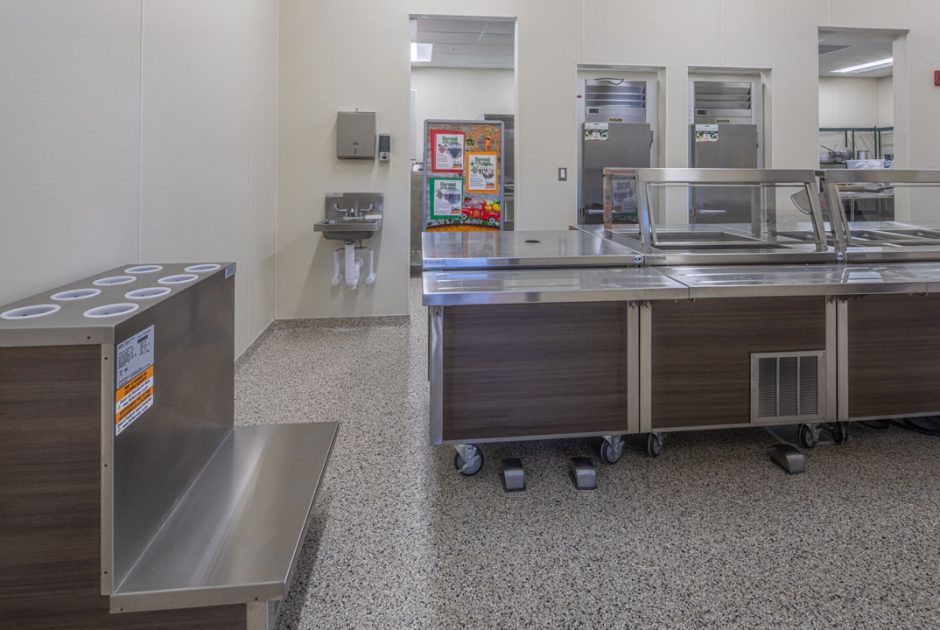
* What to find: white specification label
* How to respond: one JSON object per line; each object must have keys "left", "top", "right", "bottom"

{"left": 115, "top": 325, "right": 155, "bottom": 436}
{"left": 117, "top": 325, "right": 154, "bottom": 387}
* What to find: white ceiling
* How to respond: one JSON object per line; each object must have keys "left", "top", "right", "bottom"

{"left": 819, "top": 28, "right": 895, "bottom": 78}
{"left": 411, "top": 17, "right": 515, "bottom": 70}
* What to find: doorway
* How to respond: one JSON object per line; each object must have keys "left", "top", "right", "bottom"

{"left": 818, "top": 27, "right": 901, "bottom": 221}
{"left": 408, "top": 15, "right": 517, "bottom": 269}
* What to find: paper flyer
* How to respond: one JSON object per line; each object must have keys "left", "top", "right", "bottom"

{"left": 430, "top": 177, "right": 465, "bottom": 219}
{"left": 430, "top": 130, "right": 465, "bottom": 172}
{"left": 466, "top": 152, "right": 498, "bottom": 193}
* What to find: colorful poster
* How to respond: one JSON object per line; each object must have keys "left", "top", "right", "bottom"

{"left": 466, "top": 152, "right": 499, "bottom": 193}
{"left": 695, "top": 124, "right": 719, "bottom": 143}
{"left": 430, "top": 130, "right": 465, "bottom": 172}
{"left": 430, "top": 177, "right": 464, "bottom": 219}
{"left": 467, "top": 125, "right": 500, "bottom": 153}
{"left": 584, "top": 122, "right": 609, "bottom": 141}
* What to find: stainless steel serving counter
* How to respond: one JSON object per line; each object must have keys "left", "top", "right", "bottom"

{"left": 423, "top": 267, "right": 688, "bottom": 305}
{"left": 422, "top": 229, "right": 641, "bottom": 269}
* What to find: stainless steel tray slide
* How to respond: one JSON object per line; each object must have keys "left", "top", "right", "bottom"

{"left": 660, "top": 264, "right": 928, "bottom": 298}
{"left": 423, "top": 267, "right": 688, "bottom": 306}
{"left": 422, "top": 229, "right": 641, "bottom": 270}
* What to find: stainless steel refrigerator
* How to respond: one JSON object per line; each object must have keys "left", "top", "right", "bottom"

{"left": 689, "top": 80, "right": 761, "bottom": 224}
{"left": 579, "top": 79, "right": 652, "bottom": 224}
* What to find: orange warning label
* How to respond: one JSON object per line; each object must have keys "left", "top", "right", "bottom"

{"left": 115, "top": 365, "right": 154, "bottom": 435}
{"left": 116, "top": 365, "right": 153, "bottom": 404}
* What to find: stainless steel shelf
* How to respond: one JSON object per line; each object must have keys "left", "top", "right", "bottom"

{"left": 111, "top": 422, "right": 338, "bottom": 613}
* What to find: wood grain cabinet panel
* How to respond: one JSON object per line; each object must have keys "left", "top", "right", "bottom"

{"left": 651, "top": 297, "right": 826, "bottom": 429}
{"left": 442, "top": 302, "right": 630, "bottom": 441}
{"left": 848, "top": 293, "right": 940, "bottom": 418}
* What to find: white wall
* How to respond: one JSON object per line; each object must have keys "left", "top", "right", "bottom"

{"left": 878, "top": 76, "right": 894, "bottom": 127}
{"left": 0, "top": 0, "right": 278, "bottom": 356}
{"left": 819, "top": 77, "right": 881, "bottom": 127}
{"left": 410, "top": 67, "right": 515, "bottom": 161}
{"left": 818, "top": 77, "right": 893, "bottom": 128}
{"left": 0, "top": 1, "right": 141, "bottom": 311}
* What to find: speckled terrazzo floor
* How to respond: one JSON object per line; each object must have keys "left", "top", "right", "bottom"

{"left": 235, "top": 279, "right": 940, "bottom": 629}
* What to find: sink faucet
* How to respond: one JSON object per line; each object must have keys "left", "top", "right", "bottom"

{"left": 333, "top": 203, "right": 359, "bottom": 218}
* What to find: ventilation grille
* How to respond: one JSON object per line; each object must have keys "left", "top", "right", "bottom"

{"left": 585, "top": 79, "right": 646, "bottom": 109}
{"left": 694, "top": 80, "right": 752, "bottom": 112}
{"left": 752, "top": 352, "right": 824, "bottom": 423}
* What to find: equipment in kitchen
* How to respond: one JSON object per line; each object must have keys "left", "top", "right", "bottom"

{"left": 336, "top": 111, "right": 376, "bottom": 159}
{"left": 578, "top": 79, "right": 653, "bottom": 224}
{"left": 422, "top": 168, "right": 940, "bottom": 484}
{"left": 314, "top": 192, "right": 383, "bottom": 289}
{"left": 689, "top": 80, "right": 762, "bottom": 223}
{"left": 0, "top": 263, "right": 337, "bottom": 627}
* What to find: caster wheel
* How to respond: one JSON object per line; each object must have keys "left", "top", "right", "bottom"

{"left": 599, "top": 439, "right": 625, "bottom": 465}
{"left": 454, "top": 447, "right": 484, "bottom": 476}
{"left": 798, "top": 424, "right": 818, "bottom": 449}
{"left": 646, "top": 433, "right": 664, "bottom": 458}
{"left": 832, "top": 422, "right": 849, "bottom": 445}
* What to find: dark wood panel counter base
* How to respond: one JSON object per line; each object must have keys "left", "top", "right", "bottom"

{"left": 651, "top": 297, "right": 827, "bottom": 429}
{"left": 848, "top": 293, "right": 940, "bottom": 418}
{"left": 442, "top": 302, "right": 630, "bottom": 441}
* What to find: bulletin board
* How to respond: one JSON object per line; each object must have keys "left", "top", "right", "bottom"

{"left": 423, "top": 119, "right": 505, "bottom": 232}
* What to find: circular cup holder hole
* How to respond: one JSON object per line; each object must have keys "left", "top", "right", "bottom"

{"left": 184, "top": 263, "right": 221, "bottom": 273}
{"left": 524, "top": 239, "right": 542, "bottom": 244}
{"left": 84, "top": 303, "right": 139, "bottom": 319}
{"left": 158, "top": 274, "right": 199, "bottom": 285}
{"left": 51, "top": 288, "right": 101, "bottom": 301}
{"left": 1, "top": 304, "right": 61, "bottom": 320}
{"left": 125, "top": 287, "right": 172, "bottom": 300}
{"left": 94, "top": 275, "right": 136, "bottom": 287}
{"left": 125, "top": 265, "right": 164, "bottom": 274}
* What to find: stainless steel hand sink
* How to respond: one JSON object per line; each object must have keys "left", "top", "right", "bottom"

{"left": 314, "top": 217, "right": 382, "bottom": 242}
{"left": 314, "top": 192, "right": 384, "bottom": 243}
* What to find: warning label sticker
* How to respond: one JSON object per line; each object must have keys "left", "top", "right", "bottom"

{"left": 115, "top": 325, "right": 155, "bottom": 436}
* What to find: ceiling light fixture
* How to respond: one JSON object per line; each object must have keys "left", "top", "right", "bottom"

{"left": 411, "top": 42, "right": 432, "bottom": 63}
{"left": 832, "top": 57, "right": 893, "bottom": 74}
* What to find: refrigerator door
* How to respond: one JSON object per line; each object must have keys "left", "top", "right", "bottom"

{"left": 691, "top": 123, "right": 758, "bottom": 223}
{"left": 582, "top": 122, "right": 652, "bottom": 221}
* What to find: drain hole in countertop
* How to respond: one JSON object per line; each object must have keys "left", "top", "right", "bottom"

{"left": 184, "top": 263, "right": 221, "bottom": 273}
{"left": 158, "top": 273, "right": 199, "bottom": 285}
{"left": 125, "top": 265, "right": 164, "bottom": 274}
{"left": 126, "top": 287, "right": 172, "bottom": 300}
{"left": 51, "top": 288, "right": 101, "bottom": 301}
{"left": 94, "top": 275, "right": 136, "bottom": 287}
{"left": 84, "top": 303, "right": 139, "bottom": 318}
{"left": 1, "top": 304, "right": 61, "bottom": 320}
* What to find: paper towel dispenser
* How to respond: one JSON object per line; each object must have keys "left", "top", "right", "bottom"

{"left": 337, "top": 111, "right": 376, "bottom": 159}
